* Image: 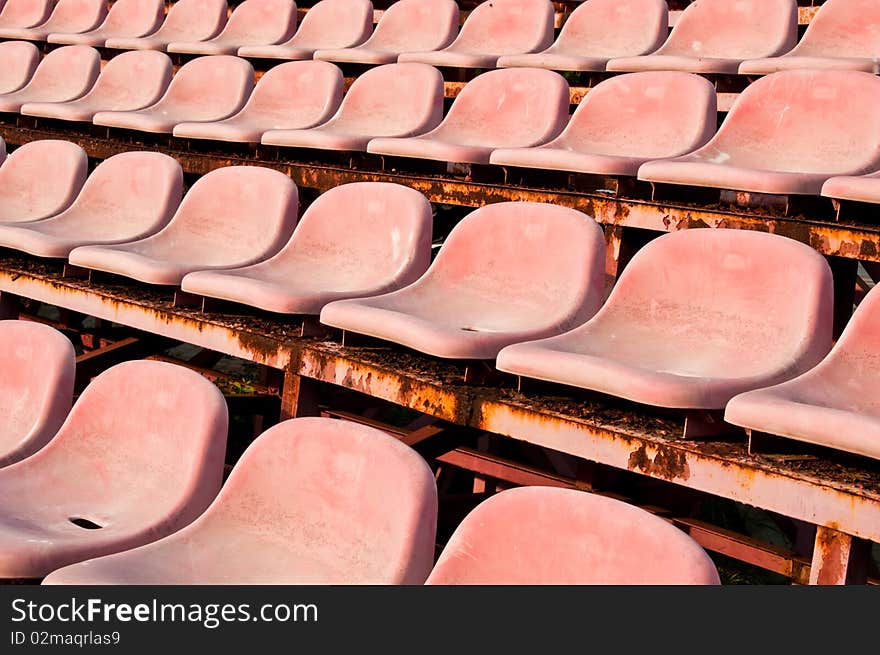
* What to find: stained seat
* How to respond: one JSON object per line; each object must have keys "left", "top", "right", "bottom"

{"left": 0, "top": 0, "right": 56, "bottom": 31}
{"left": 496, "top": 229, "right": 834, "bottom": 409}
{"left": 0, "top": 0, "right": 106, "bottom": 42}
{"left": 47, "top": 0, "right": 165, "bottom": 47}
{"left": 42, "top": 417, "right": 438, "bottom": 584}
{"left": 0, "top": 320, "right": 75, "bottom": 468}
{"left": 67, "top": 166, "right": 298, "bottom": 286}
{"left": 0, "top": 360, "right": 228, "bottom": 579}
{"left": 319, "top": 202, "right": 606, "bottom": 360}
{"left": 105, "top": 0, "right": 228, "bottom": 52}
{"left": 0, "top": 40, "right": 40, "bottom": 95}
{"left": 0, "top": 44, "right": 99, "bottom": 113}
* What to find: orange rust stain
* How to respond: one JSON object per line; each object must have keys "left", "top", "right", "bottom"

{"left": 627, "top": 444, "right": 691, "bottom": 482}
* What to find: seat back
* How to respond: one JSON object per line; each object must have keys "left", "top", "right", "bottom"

{"left": 78, "top": 49, "right": 172, "bottom": 109}
{"left": 152, "top": 0, "right": 228, "bottom": 41}
{"left": 0, "top": 40, "right": 39, "bottom": 94}
{"left": 0, "top": 0, "right": 55, "bottom": 28}
{"left": 20, "top": 44, "right": 100, "bottom": 99}
{"left": 154, "top": 55, "right": 253, "bottom": 117}
{"left": 211, "top": 0, "right": 297, "bottom": 45}
{"left": 0, "top": 140, "right": 88, "bottom": 221}
{"left": 793, "top": 0, "right": 880, "bottom": 57}
{"left": 37, "top": 0, "right": 107, "bottom": 33}
{"left": 239, "top": 60, "right": 343, "bottom": 127}
{"left": 286, "top": 0, "right": 372, "bottom": 49}
{"left": 450, "top": 0, "right": 554, "bottom": 54}
{"left": 365, "top": 0, "right": 458, "bottom": 52}
{"left": 554, "top": 0, "right": 667, "bottom": 57}
{"left": 97, "top": 0, "right": 164, "bottom": 35}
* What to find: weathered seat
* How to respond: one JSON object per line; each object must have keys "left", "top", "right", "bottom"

{"left": 0, "top": 40, "right": 40, "bottom": 94}
{"left": 42, "top": 417, "right": 438, "bottom": 584}
{"left": 425, "top": 487, "right": 721, "bottom": 584}
{"left": 68, "top": 166, "right": 298, "bottom": 286}
{"left": 490, "top": 72, "right": 716, "bottom": 176}
{"left": 105, "top": 0, "right": 228, "bottom": 52}
{"left": 0, "top": 321, "right": 75, "bottom": 468}
{"left": 740, "top": 0, "right": 880, "bottom": 75}
{"left": 638, "top": 70, "right": 880, "bottom": 195}
{"left": 0, "top": 140, "right": 88, "bottom": 223}
{"left": 261, "top": 62, "right": 443, "bottom": 152}
{"left": 0, "top": 44, "right": 99, "bottom": 113}
{"left": 21, "top": 50, "right": 172, "bottom": 122}
{"left": 173, "top": 60, "right": 343, "bottom": 143}
{"left": 496, "top": 229, "right": 834, "bottom": 409}
{"left": 238, "top": 0, "right": 373, "bottom": 60}
{"left": 726, "top": 283, "right": 880, "bottom": 461}
{"left": 182, "top": 182, "right": 432, "bottom": 314}
{"left": 0, "top": 0, "right": 55, "bottom": 30}
{"left": 0, "top": 151, "right": 182, "bottom": 258}
{"left": 320, "top": 202, "right": 605, "bottom": 360}
{"left": 367, "top": 67, "right": 569, "bottom": 165}
{"left": 47, "top": 0, "right": 164, "bottom": 47}
{"left": 399, "top": 0, "right": 554, "bottom": 69}
{"left": 314, "top": 0, "right": 458, "bottom": 66}
{"left": 92, "top": 55, "right": 254, "bottom": 134}
{"left": 0, "top": 360, "right": 228, "bottom": 579}
{"left": 607, "top": 0, "right": 797, "bottom": 74}
{"left": 497, "top": 0, "right": 668, "bottom": 72}
{"left": 168, "top": 0, "right": 297, "bottom": 56}
{"left": 821, "top": 171, "right": 880, "bottom": 204}
{"left": 0, "top": 0, "right": 105, "bottom": 42}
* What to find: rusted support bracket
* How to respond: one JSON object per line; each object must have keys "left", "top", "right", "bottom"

{"left": 280, "top": 366, "right": 321, "bottom": 420}
{"left": 682, "top": 410, "right": 729, "bottom": 440}
{"left": 809, "top": 526, "right": 871, "bottom": 585}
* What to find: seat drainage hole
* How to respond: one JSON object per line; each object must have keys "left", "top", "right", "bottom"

{"left": 69, "top": 517, "right": 103, "bottom": 530}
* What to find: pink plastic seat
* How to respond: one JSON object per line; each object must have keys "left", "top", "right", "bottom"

{"left": 181, "top": 182, "right": 432, "bottom": 313}
{"left": 496, "top": 229, "right": 834, "bottom": 409}
{"left": 0, "top": 151, "right": 182, "bottom": 258}
{"left": 821, "top": 171, "right": 880, "bottom": 204}
{"left": 367, "top": 68, "right": 568, "bottom": 165}
{"left": 398, "top": 0, "right": 554, "bottom": 69}
{"left": 0, "top": 360, "right": 228, "bottom": 579}
{"left": 740, "top": 0, "right": 880, "bottom": 75}
{"left": 489, "top": 72, "right": 716, "bottom": 176}
{"left": 0, "top": 0, "right": 55, "bottom": 30}
{"left": 0, "top": 320, "right": 75, "bottom": 468}
{"left": 167, "top": 0, "right": 297, "bottom": 56}
{"left": 68, "top": 166, "right": 298, "bottom": 286}
{"left": 607, "top": 0, "right": 797, "bottom": 74}
{"left": 173, "top": 60, "right": 343, "bottom": 143}
{"left": 262, "top": 62, "right": 443, "bottom": 152}
{"left": 0, "top": 45, "right": 99, "bottom": 113}
{"left": 638, "top": 70, "right": 880, "bottom": 196}
{"left": 43, "top": 417, "right": 438, "bottom": 584}
{"left": 21, "top": 50, "right": 172, "bottom": 122}
{"left": 0, "top": 40, "right": 40, "bottom": 94}
{"left": 426, "top": 487, "right": 720, "bottom": 584}
{"left": 48, "top": 0, "right": 165, "bottom": 47}
{"left": 726, "top": 283, "right": 880, "bottom": 461}
{"left": 314, "top": 0, "right": 459, "bottom": 66}
{"left": 92, "top": 55, "right": 254, "bottom": 134}
{"left": 0, "top": 0, "right": 106, "bottom": 42}
{"left": 238, "top": 0, "right": 373, "bottom": 61}
{"left": 320, "top": 202, "right": 605, "bottom": 360}
{"left": 0, "top": 140, "right": 88, "bottom": 223}
{"left": 105, "top": 0, "right": 228, "bottom": 52}
{"left": 497, "top": 0, "right": 668, "bottom": 72}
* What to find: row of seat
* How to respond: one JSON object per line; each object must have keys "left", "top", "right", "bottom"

{"left": 0, "top": 341, "right": 719, "bottom": 584}
{"left": 1, "top": 0, "right": 878, "bottom": 75}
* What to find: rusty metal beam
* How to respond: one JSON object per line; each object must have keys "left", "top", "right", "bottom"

{"left": 809, "top": 526, "right": 872, "bottom": 585}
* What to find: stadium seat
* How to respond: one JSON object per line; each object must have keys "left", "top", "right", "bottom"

{"left": 314, "top": 0, "right": 458, "bottom": 66}
{"left": 21, "top": 50, "right": 173, "bottom": 122}
{"left": 725, "top": 283, "right": 880, "bottom": 461}
{"left": 740, "top": 0, "right": 880, "bottom": 75}
{"left": 168, "top": 0, "right": 297, "bottom": 56}
{"left": 0, "top": 0, "right": 56, "bottom": 30}
{"left": 425, "top": 487, "right": 721, "bottom": 584}
{"left": 320, "top": 202, "right": 605, "bottom": 360}
{"left": 0, "top": 152, "right": 182, "bottom": 258}
{"left": 92, "top": 55, "right": 254, "bottom": 134}
{"left": 262, "top": 62, "right": 443, "bottom": 152}
{"left": 42, "top": 417, "right": 438, "bottom": 584}
{"left": 181, "top": 182, "right": 433, "bottom": 313}
{"left": 821, "top": 171, "right": 880, "bottom": 204}
{"left": 105, "top": 0, "right": 228, "bottom": 52}
{"left": 0, "top": 45, "right": 99, "bottom": 114}
{"left": 0, "top": 360, "right": 228, "bottom": 579}
{"left": 607, "top": 0, "right": 797, "bottom": 74}
{"left": 638, "top": 70, "right": 880, "bottom": 195}
{"left": 0, "top": 140, "right": 88, "bottom": 223}
{"left": 68, "top": 166, "right": 298, "bottom": 286}
{"left": 398, "top": 0, "right": 554, "bottom": 69}
{"left": 497, "top": 0, "right": 668, "bottom": 72}
{"left": 489, "top": 72, "right": 716, "bottom": 176}
{"left": 0, "top": 40, "right": 39, "bottom": 94}
{"left": 48, "top": 0, "right": 165, "bottom": 47}
{"left": 367, "top": 68, "right": 569, "bottom": 165}
{"left": 172, "top": 60, "right": 343, "bottom": 143}
{"left": 238, "top": 0, "right": 373, "bottom": 60}
{"left": 0, "top": 321, "right": 75, "bottom": 468}
{"left": 0, "top": 0, "right": 106, "bottom": 42}
{"left": 496, "top": 229, "right": 834, "bottom": 409}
